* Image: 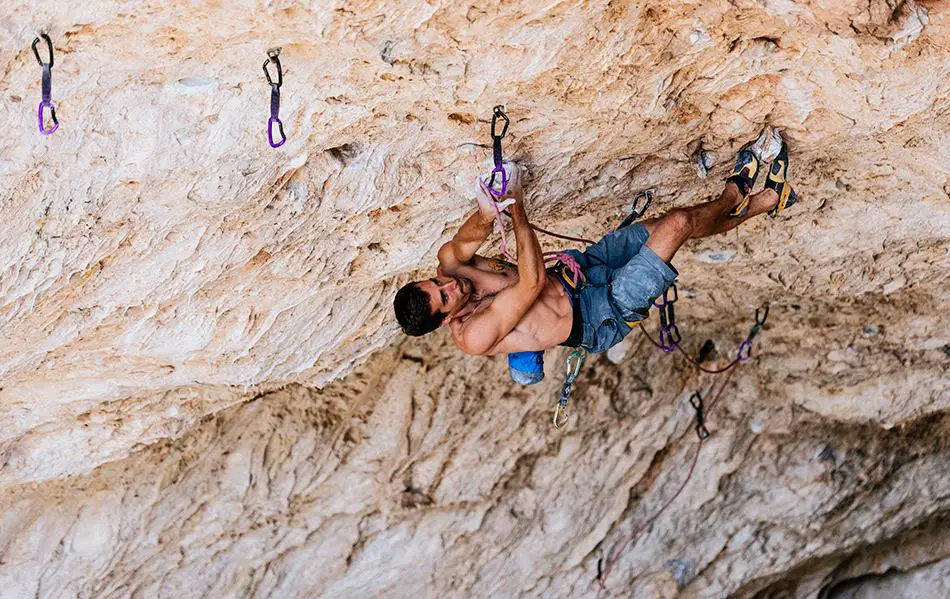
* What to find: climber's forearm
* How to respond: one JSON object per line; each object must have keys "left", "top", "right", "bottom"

{"left": 510, "top": 201, "right": 545, "bottom": 294}
{"left": 438, "top": 209, "right": 494, "bottom": 268}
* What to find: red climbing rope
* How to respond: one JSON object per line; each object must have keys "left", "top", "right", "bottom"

{"left": 597, "top": 365, "right": 738, "bottom": 591}
{"left": 638, "top": 323, "right": 739, "bottom": 376}
{"left": 675, "top": 344, "right": 741, "bottom": 374}
{"left": 528, "top": 221, "right": 596, "bottom": 246}
{"left": 598, "top": 309, "right": 769, "bottom": 589}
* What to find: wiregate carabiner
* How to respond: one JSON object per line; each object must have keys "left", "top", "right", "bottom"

{"left": 32, "top": 34, "right": 54, "bottom": 67}
{"left": 553, "top": 349, "right": 585, "bottom": 429}
{"left": 263, "top": 48, "right": 282, "bottom": 87}
{"left": 565, "top": 349, "right": 584, "bottom": 379}
{"left": 631, "top": 189, "right": 654, "bottom": 219}
{"left": 491, "top": 105, "right": 509, "bottom": 139}
{"left": 659, "top": 323, "right": 681, "bottom": 353}
{"left": 689, "top": 392, "right": 710, "bottom": 440}
{"left": 617, "top": 189, "right": 655, "bottom": 230}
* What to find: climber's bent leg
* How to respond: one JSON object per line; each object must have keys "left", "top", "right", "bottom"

{"left": 579, "top": 220, "right": 650, "bottom": 269}
{"left": 598, "top": 225, "right": 679, "bottom": 331}
{"left": 566, "top": 182, "right": 777, "bottom": 353}
{"left": 560, "top": 222, "right": 675, "bottom": 353}
{"left": 641, "top": 183, "right": 778, "bottom": 262}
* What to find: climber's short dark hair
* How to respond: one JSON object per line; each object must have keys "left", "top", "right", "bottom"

{"left": 394, "top": 282, "right": 445, "bottom": 336}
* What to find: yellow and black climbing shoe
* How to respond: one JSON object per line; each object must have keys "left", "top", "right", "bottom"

{"left": 726, "top": 141, "right": 761, "bottom": 217}
{"left": 765, "top": 141, "right": 797, "bottom": 216}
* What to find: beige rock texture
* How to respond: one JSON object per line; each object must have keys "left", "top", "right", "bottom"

{"left": 0, "top": 0, "right": 948, "bottom": 597}
{"left": 828, "top": 557, "right": 950, "bottom": 598}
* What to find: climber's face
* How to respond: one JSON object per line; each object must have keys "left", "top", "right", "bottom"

{"left": 417, "top": 275, "right": 473, "bottom": 320}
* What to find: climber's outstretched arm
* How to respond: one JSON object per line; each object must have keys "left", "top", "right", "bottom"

{"left": 438, "top": 168, "right": 523, "bottom": 273}
{"left": 451, "top": 191, "right": 546, "bottom": 356}
{"left": 437, "top": 208, "right": 494, "bottom": 273}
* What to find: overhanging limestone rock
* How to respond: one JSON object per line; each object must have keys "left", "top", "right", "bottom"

{"left": 0, "top": 1, "right": 948, "bottom": 596}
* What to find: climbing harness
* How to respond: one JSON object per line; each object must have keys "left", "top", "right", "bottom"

{"left": 487, "top": 105, "right": 510, "bottom": 197}
{"left": 654, "top": 284, "right": 681, "bottom": 353}
{"left": 553, "top": 348, "right": 585, "bottom": 428}
{"left": 263, "top": 49, "right": 286, "bottom": 148}
{"left": 547, "top": 250, "right": 584, "bottom": 288}
{"left": 32, "top": 34, "right": 58, "bottom": 136}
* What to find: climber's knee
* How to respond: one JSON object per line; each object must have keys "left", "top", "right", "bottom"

{"left": 643, "top": 209, "right": 692, "bottom": 263}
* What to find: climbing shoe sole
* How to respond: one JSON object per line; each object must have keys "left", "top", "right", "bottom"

{"left": 727, "top": 141, "right": 761, "bottom": 217}
{"left": 765, "top": 141, "right": 797, "bottom": 215}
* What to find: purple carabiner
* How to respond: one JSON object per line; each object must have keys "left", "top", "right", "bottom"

{"left": 737, "top": 339, "right": 752, "bottom": 362}
{"left": 488, "top": 164, "right": 508, "bottom": 197}
{"left": 659, "top": 326, "right": 677, "bottom": 353}
{"left": 668, "top": 323, "right": 681, "bottom": 346}
{"left": 38, "top": 100, "right": 58, "bottom": 135}
{"left": 268, "top": 116, "right": 286, "bottom": 148}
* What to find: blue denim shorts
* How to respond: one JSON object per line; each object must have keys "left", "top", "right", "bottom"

{"left": 560, "top": 223, "right": 677, "bottom": 354}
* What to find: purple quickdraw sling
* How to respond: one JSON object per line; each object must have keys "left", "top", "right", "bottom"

{"left": 487, "top": 105, "right": 510, "bottom": 197}
{"left": 32, "top": 34, "right": 58, "bottom": 136}
{"left": 263, "top": 49, "right": 286, "bottom": 148}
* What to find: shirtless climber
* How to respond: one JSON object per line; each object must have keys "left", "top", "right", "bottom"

{"left": 393, "top": 141, "right": 796, "bottom": 368}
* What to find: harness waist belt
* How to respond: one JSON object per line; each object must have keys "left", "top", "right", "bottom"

{"left": 547, "top": 264, "right": 583, "bottom": 348}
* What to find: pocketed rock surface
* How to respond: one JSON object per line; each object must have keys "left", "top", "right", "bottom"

{"left": 0, "top": 1, "right": 948, "bottom": 597}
